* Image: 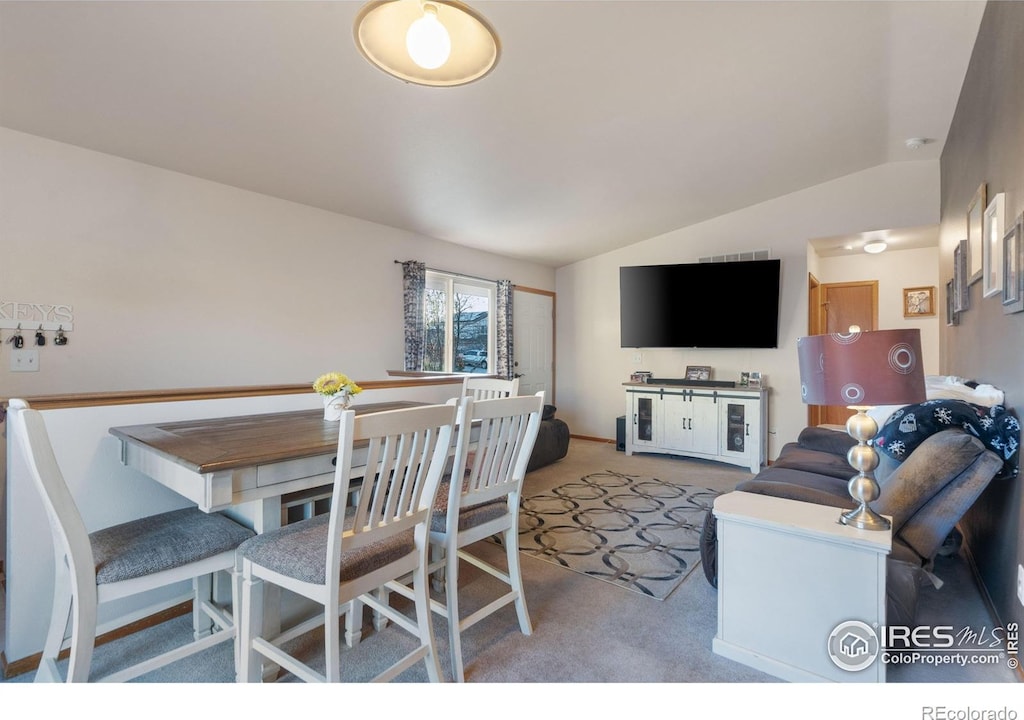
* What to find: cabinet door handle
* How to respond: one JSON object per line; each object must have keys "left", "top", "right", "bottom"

{"left": 746, "top": 423, "right": 750, "bottom": 436}
{"left": 634, "top": 413, "right": 638, "bottom": 425}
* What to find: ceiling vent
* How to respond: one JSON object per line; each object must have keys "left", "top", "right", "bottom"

{"left": 698, "top": 249, "right": 772, "bottom": 263}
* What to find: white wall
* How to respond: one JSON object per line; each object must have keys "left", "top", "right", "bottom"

{"left": 555, "top": 160, "right": 940, "bottom": 461}
{"left": 0, "top": 128, "right": 555, "bottom": 397}
{"left": 815, "top": 246, "right": 941, "bottom": 375}
{"left": 0, "top": 127, "right": 556, "bottom": 589}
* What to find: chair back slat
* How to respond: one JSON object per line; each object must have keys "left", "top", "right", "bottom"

{"left": 328, "top": 404, "right": 455, "bottom": 563}
{"left": 448, "top": 392, "right": 544, "bottom": 527}
{"left": 397, "top": 431, "right": 427, "bottom": 518}
{"left": 462, "top": 377, "right": 520, "bottom": 402}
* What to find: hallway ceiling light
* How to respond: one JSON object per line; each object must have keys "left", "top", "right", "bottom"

{"left": 354, "top": 0, "right": 500, "bottom": 87}
{"left": 863, "top": 241, "right": 888, "bottom": 254}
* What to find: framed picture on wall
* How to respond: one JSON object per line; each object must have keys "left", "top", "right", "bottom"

{"left": 945, "top": 279, "right": 959, "bottom": 326}
{"left": 967, "top": 183, "right": 986, "bottom": 284}
{"left": 983, "top": 192, "right": 1006, "bottom": 298}
{"left": 903, "top": 286, "right": 935, "bottom": 317}
{"left": 1003, "top": 214, "right": 1024, "bottom": 315}
{"left": 953, "top": 239, "right": 970, "bottom": 313}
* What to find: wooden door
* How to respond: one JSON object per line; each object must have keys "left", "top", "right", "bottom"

{"left": 808, "top": 279, "right": 878, "bottom": 427}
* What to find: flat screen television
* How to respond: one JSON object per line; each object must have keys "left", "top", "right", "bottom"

{"left": 619, "top": 259, "right": 781, "bottom": 348}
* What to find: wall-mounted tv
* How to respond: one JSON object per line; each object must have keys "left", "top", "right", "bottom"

{"left": 619, "top": 259, "right": 781, "bottom": 349}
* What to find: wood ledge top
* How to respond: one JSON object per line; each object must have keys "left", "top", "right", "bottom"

{"left": 0, "top": 375, "right": 465, "bottom": 412}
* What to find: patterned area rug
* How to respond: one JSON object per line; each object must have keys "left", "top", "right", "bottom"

{"left": 517, "top": 470, "right": 719, "bottom": 600}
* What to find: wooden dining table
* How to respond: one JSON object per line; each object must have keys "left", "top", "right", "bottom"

{"left": 110, "top": 399, "right": 460, "bottom": 662}
{"left": 109, "top": 400, "right": 423, "bottom": 533}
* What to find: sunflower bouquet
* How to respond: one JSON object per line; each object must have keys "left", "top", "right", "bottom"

{"left": 312, "top": 372, "right": 363, "bottom": 398}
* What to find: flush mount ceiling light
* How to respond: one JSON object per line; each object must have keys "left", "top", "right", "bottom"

{"left": 354, "top": 0, "right": 500, "bottom": 87}
{"left": 863, "top": 241, "right": 888, "bottom": 254}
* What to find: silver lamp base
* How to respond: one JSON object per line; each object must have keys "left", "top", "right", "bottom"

{"left": 840, "top": 408, "right": 891, "bottom": 532}
{"left": 840, "top": 504, "right": 891, "bottom": 531}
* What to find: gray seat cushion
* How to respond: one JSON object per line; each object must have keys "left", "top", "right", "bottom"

{"left": 431, "top": 477, "right": 508, "bottom": 532}
{"left": 91, "top": 507, "right": 255, "bottom": 585}
{"left": 238, "top": 512, "right": 414, "bottom": 585}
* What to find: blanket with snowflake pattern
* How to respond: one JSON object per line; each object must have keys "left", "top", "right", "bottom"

{"left": 872, "top": 400, "right": 1019, "bottom": 478}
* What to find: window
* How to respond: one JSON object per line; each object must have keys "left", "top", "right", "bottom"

{"left": 423, "top": 271, "right": 495, "bottom": 373}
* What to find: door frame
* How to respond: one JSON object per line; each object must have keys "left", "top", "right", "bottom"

{"left": 808, "top": 273, "right": 822, "bottom": 427}
{"left": 807, "top": 276, "right": 879, "bottom": 426}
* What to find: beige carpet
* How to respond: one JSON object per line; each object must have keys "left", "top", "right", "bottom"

{"left": 3, "top": 439, "right": 1015, "bottom": 695}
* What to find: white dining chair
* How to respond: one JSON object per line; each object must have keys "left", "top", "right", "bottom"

{"left": 6, "top": 399, "right": 255, "bottom": 683}
{"left": 386, "top": 391, "right": 544, "bottom": 681}
{"left": 462, "top": 376, "right": 520, "bottom": 401}
{"left": 236, "top": 401, "right": 457, "bottom": 683}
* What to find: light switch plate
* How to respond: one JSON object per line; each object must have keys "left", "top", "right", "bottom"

{"left": 10, "top": 348, "right": 39, "bottom": 372}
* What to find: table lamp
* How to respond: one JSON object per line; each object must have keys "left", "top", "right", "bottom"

{"left": 797, "top": 328, "right": 926, "bottom": 530}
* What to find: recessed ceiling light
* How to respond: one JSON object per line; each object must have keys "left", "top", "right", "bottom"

{"left": 904, "top": 137, "right": 930, "bottom": 150}
{"left": 864, "top": 241, "right": 888, "bottom": 254}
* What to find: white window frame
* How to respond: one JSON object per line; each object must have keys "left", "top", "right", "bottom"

{"left": 424, "top": 270, "right": 496, "bottom": 374}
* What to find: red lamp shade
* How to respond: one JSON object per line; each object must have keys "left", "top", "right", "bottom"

{"left": 797, "top": 329, "right": 926, "bottom": 407}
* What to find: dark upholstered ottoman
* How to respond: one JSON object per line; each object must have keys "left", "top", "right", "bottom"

{"left": 527, "top": 405, "right": 570, "bottom": 472}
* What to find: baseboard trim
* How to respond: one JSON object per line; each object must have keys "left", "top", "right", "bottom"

{"left": 571, "top": 434, "right": 614, "bottom": 444}
{"left": 959, "top": 529, "right": 1024, "bottom": 683}
{"left": 1, "top": 600, "right": 193, "bottom": 679}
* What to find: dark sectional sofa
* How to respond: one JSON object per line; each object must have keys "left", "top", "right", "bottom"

{"left": 700, "top": 424, "right": 1006, "bottom": 626}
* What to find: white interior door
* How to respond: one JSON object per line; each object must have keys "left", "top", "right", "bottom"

{"left": 513, "top": 288, "right": 554, "bottom": 403}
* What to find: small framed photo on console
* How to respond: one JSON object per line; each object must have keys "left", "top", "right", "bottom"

{"left": 739, "top": 372, "right": 750, "bottom": 387}
{"left": 748, "top": 372, "right": 763, "bottom": 389}
{"left": 685, "top": 365, "right": 712, "bottom": 381}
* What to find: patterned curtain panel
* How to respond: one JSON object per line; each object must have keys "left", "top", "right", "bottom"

{"left": 401, "top": 261, "right": 426, "bottom": 371}
{"left": 495, "top": 279, "right": 514, "bottom": 380}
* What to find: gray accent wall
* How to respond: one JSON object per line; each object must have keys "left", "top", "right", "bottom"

{"left": 940, "top": 0, "right": 1024, "bottom": 634}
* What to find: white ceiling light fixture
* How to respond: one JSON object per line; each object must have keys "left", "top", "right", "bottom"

{"left": 863, "top": 241, "right": 888, "bottom": 254}
{"left": 354, "top": 0, "right": 500, "bottom": 87}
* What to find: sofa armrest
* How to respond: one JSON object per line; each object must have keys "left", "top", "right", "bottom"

{"left": 876, "top": 429, "right": 1002, "bottom": 560}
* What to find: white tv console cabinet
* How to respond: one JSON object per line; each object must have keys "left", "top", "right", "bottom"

{"left": 623, "top": 381, "right": 767, "bottom": 473}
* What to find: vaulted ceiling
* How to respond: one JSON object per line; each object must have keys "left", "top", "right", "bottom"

{"left": 0, "top": 1, "right": 985, "bottom": 267}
